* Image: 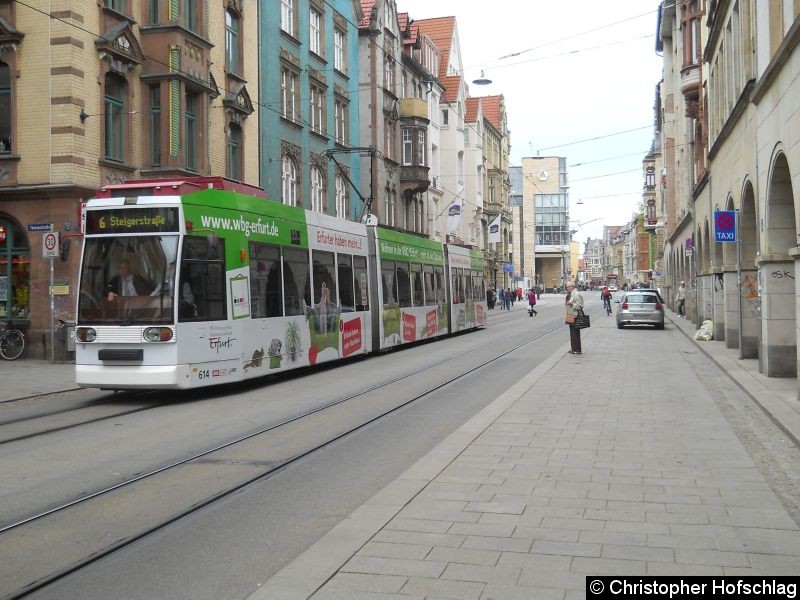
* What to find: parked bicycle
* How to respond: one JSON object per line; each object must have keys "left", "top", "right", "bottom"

{"left": 0, "top": 322, "right": 25, "bottom": 360}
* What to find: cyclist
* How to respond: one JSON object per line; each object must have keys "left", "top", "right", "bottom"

{"left": 601, "top": 286, "right": 613, "bottom": 315}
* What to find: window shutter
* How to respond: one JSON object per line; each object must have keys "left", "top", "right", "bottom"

{"left": 169, "top": 46, "right": 181, "bottom": 156}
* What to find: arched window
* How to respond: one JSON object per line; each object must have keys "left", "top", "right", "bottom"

{"left": 335, "top": 174, "right": 347, "bottom": 218}
{"left": 104, "top": 73, "right": 127, "bottom": 162}
{"left": 282, "top": 155, "right": 297, "bottom": 206}
{"left": 225, "top": 9, "right": 240, "bottom": 74}
{"left": 0, "top": 61, "right": 11, "bottom": 152}
{"left": 310, "top": 166, "right": 324, "bottom": 212}
{"left": 227, "top": 123, "right": 242, "bottom": 181}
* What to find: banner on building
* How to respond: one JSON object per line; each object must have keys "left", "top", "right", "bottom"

{"left": 488, "top": 213, "right": 502, "bottom": 244}
{"left": 446, "top": 188, "right": 464, "bottom": 234}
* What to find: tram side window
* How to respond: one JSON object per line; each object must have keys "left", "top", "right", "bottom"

{"left": 423, "top": 265, "right": 434, "bottom": 305}
{"left": 337, "top": 254, "right": 354, "bottom": 312}
{"left": 396, "top": 262, "right": 412, "bottom": 307}
{"left": 249, "top": 242, "right": 282, "bottom": 318}
{"left": 452, "top": 268, "right": 462, "bottom": 304}
{"left": 354, "top": 255, "right": 369, "bottom": 311}
{"left": 382, "top": 260, "right": 397, "bottom": 306}
{"left": 464, "top": 271, "right": 473, "bottom": 303}
{"left": 474, "top": 274, "right": 485, "bottom": 300}
{"left": 312, "top": 250, "right": 338, "bottom": 308}
{"left": 180, "top": 236, "right": 227, "bottom": 322}
{"left": 411, "top": 264, "right": 424, "bottom": 307}
{"left": 283, "top": 247, "right": 311, "bottom": 316}
{"left": 433, "top": 265, "right": 445, "bottom": 304}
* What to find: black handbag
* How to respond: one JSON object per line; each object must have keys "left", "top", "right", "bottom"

{"left": 575, "top": 309, "right": 591, "bottom": 329}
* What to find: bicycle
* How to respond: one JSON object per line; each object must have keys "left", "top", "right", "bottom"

{"left": 603, "top": 297, "right": 612, "bottom": 316}
{"left": 0, "top": 322, "right": 25, "bottom": 360}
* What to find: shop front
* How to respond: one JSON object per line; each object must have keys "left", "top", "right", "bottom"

{"left": 0, "top": 216, "right": 30, "bottom": 326}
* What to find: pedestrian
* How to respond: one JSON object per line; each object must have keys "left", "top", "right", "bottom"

{"left": 507, "top": 287, "right": 514, "bottom": 307}
{"left": 486, "top": 288, "right": 495, "bottom": 310}
{"left": 537, "top": 284, "right": 542, "bottom": 300}
{"left": 528, "top": 288, "right": 537, "bottom": 316}
{"left": 497, "top": 287, "right": 505, "bottom": 310}
{"left": 565, "top": 281, "right": 584, "bottom": 354}
{"left": 676, "top": 280, "right": 686, "bottom": 317}
{"left": 517, "top": 288, "right": 523, "bottom": 303}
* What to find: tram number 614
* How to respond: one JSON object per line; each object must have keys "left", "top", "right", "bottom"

{"left": 197, "top": 369, "right": 211, "bottom": 380}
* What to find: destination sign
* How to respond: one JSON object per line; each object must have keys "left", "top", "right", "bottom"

{"left": 85, "top": 207, "right": 180, "bottom": 234}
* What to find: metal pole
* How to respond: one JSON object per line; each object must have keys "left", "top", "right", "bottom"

{"left": 49, "top": 257, "right": 55, "bottom": 363}
{"left": 736, "top": 208, "right": 743, "bottom": 358}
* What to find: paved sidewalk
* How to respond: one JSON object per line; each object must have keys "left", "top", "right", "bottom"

{"left": 252, "top": 306, "right": 800, "bottom": 599}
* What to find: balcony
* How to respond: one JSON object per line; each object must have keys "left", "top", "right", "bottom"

{"left": 399, "top": 98, "right": 429, "bottom": 120}
{"left": 680, "top": 63, "right": 701, "bottom": 116}
{"left": 400, "top": 164, "right": 430, "bottom": 194}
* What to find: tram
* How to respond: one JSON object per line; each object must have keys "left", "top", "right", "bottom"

{"left": 75, "top": 178, "right": 487, "bottom": 390}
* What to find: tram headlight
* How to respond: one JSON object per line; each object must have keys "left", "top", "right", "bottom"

{"left": 76, "top": 327, "right": 96, "bottom": 342}
{"left": 143, "top": 327, "right": 174, "bottom": 342}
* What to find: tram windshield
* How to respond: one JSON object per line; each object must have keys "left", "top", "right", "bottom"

{"left": 78, "top": 236, "right": 179, "bottom": 325}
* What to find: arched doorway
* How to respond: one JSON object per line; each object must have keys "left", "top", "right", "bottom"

{"left": 0, "top": 215, "right": 31, "bottom": 323}
{"left": 761, "top": 152, "right": 796, "bottom": 377}
{"left": 740, "top": 181, "right": 759, "bottom": 359}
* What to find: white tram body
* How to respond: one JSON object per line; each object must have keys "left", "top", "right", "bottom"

{"left": 74, "top": 179, "right": 486, "bottom": 390}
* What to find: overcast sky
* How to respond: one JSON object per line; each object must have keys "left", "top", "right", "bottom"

{"left": 397, "top": 0, "right": 664, "bottom": 242}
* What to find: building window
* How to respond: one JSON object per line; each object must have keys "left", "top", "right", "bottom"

{"left": 310, "top": 9, "right": 322, "bottom": 56}
{"left": 334, "top": 98, "right": 348, "bottom": 144}
{"left": 441, "top": 109, "right": 448, "bottom": 126}
{"left": 281, "top": 67, "right": 299, "bottom": 122}
{"left": 335, "top": 174, "right": 347, "bottom": 218}
{"left": 149, "top": 85, "right": 161, "bottom": 166}
{"left": 417, "top": 129, "right": 426, "bottom": 165}
{"left": 384, "top": 58, "right": 394, "bottom": 92}
{"left": 281, "top": 0, "right": 295, "bottom": 36}
{"left": 310, "top": 166, "right": 324, "bottom": 212}
{"left": 0, "top": 61, "right": 12, "bottom": 153}
{"left": 184, "top": 0, "right": 198, "bottom": 32}
{"left": 402, "top": 128, "right": 412, "bottom": 165}
{"left": 385, "top": 185, "right": 396, "bottom": 227}
{"left": 227, "top": 123, "right": 242, "bottom": 181}
{"left": 149, "top": 0, "right": 160, "bottom": 24}
{"left": 282, "top": 155, "right": 297, "bottom": 206}
{"left": 104, "top": 73, "right": 126, "bottom": 162}
{"left": 334, "top": 29, "right": 345, "bottom": 72}
{"left": 309, "top": 84, "right": 325, "bottom": 134}
{"left": 225, "top": 9, "right": 240, "bottom": 74}
{"left": 385, "top": 121, "right": 395, "bottom": 160}
{"left": 185, "top": 91, "right": 198, "bottom": 170}
{"left": 105, "top": 0, "right": 125, "bottom": 13}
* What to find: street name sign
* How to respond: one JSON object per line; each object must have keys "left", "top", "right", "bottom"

{"left": 28, "top": 223, "right": 53, "bottom": 232}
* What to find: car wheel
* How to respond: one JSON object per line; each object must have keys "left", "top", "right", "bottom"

{"left": 617, "top": 323, "right": 624, "bottom": 329}
{"left": 655, "top": 323, "right": 664, "bottom": 330}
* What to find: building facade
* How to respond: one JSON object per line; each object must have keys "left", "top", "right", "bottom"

{"left": 658, "top": 1, "right": 800, "bottom": 381}
{"left": 0, "top": 0, "right": 259, "bottom": 354}
{"left": 262, "top": 0, "right": 362, "bottom": 217}
{"left": 520, "top": 156, "right": 570, "bottom": 292}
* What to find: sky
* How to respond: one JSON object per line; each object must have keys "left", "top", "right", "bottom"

{"left": 396, "top": 0, "right": 665, "bottom": 242}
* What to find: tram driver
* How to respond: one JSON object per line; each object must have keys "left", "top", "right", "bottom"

{"left": 105, "top": 259, "right": 150, "bottom": 302}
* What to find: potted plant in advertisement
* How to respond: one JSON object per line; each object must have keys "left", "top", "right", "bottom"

{"left": 286, "top": 321, "right": 302, "bottom": 363}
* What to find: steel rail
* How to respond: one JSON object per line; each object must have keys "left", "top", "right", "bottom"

{"left": 2, "top": 322, "right": 563, "bottom": 599}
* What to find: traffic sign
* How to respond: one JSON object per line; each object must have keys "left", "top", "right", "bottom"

{"left": 28, "top": 223, "right": 53, "bottom": 232}
{"left": 43, "top": 231, "right": 60, "bottom": 258}
{"left": 714, "top": 211, "right": 737, "bottom": 242}
{"left": 655, "top": 271, "right": 662, "bottom": 278}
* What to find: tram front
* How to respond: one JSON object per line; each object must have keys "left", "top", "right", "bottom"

{"left": 75, "top": 201, "right": 186, "bottom": 389}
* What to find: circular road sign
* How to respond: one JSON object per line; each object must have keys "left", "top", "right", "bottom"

{"left": 716, "top": 212, "right": 735, "bottom": 232}
{"left": 44, "top": 233, "right": 57, "bottom": 251}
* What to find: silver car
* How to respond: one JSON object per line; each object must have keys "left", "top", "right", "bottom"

{"left": 616, "top": 291, "right": 665, "bottom": 329}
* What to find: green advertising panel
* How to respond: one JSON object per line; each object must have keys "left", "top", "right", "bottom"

{"left": 469, "top": 249, "right": 485, "bottom": 270}
{"left": 377, "top": 228, "right": 444, "bottom": 266}
{"left": 181, "top": 189, "right": 309, "bottom": 268}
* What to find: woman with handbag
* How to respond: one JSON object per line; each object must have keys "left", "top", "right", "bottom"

{"left": 565, "top": 281, "right": 584, "bottom": 354}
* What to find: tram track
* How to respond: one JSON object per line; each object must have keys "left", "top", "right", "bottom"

{"left": 0, "top": 320, "right": 564, "bottom": 599}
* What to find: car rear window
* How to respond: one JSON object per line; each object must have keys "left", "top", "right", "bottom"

{"left": 626, "top": 294, "right": 658, "bottom": 304}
